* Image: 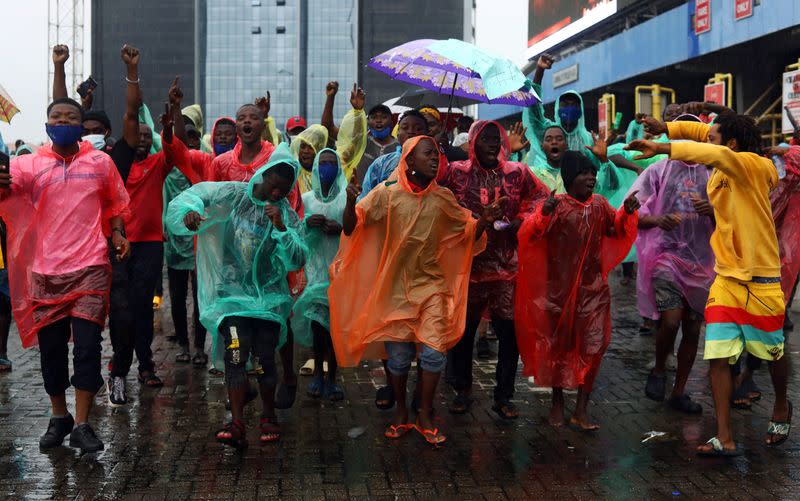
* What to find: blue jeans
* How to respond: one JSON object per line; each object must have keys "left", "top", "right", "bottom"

{"left": 385, "top": 342, "right": 446, "bottom": 375}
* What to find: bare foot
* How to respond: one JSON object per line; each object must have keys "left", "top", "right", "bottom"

{"left": 569, "top": 415, "right": 600, "bottom": 431}
{"left": 549, "top": 404, "right": 565, "bottom": 427}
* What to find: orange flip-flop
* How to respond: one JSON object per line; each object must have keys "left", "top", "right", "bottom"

{"left": 384, "top": 423, "right": 414, "bottom": 439}
{"left": 415, "top": 422, "right": 446, "bottom": 445}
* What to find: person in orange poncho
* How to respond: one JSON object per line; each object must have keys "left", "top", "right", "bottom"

{"left": 516, "top": 151, "right": 639, "bottom": 430}
{"left": 329, "top": 136, "right": 501, "bottom": 445}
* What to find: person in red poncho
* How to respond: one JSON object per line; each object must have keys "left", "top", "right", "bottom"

{"left": 440, "top": 120, "right": 548, "bottom": 419}
{"left": 516, "top": 150, "right": 639, "bottom": 430}
{"left": 0, "top": 97, "right": 131, "bottom": 453}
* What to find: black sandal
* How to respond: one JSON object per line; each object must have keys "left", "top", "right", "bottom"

{"left": 137, "top": 371, "right": 163, "bottom": 388}
{"left": 216, "top": 419, "right": 247, "bottom": 449}
{"left": 192, "top": 352, "right": 208, "bottom": 368}
{"left": 766, "top": 401, "right": 793, "bottom": 446}
{"left": 492, "top": 400, "right": 520, "bottom": 420}
{"left": 448, "top": 394, "right": 475, "bottom": 415}
{"left": 175, "top": 351, "right": 191, "bottom": 363}
{"left": 375, "top": 385, "right": 395, "bottom": 410}
{"left": 668, "top": 394, "right": 702, "bottom": 414}
{"left": 259, "top": 416, "right": 281, "bottom": 443}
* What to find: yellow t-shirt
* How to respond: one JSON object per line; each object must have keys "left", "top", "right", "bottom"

{"left": 668, "top": 121, "right": 779, "bottom": 281}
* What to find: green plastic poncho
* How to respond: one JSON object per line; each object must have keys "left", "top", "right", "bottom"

{"left": 531, "top": 164, "right": 566, "bottom": 194}
{"left": 290, "top": 124, "right": 329, "bottom": 194}
{"left": 138, "top": 103, "right": 162, "bottom": 154}
{"left": 291, "top": 148, "right": 347, "bottom": 346}
{"left": 523, "top": 83, "right": 596, "bottom": 169}
{"left": 625, "top": 119, "right": 645, "bottom": 143}
{"left": 162, "top": 168, "right": 195, "bottom": 270}
{"left": 165, "top": 142, "right": 308, "bottom": 367}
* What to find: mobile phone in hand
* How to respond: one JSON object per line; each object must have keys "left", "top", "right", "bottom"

{"left": 77, "top": 76, "right": 99, "bottom": 98}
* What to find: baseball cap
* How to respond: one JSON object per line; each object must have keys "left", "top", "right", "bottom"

{"left": 285, "top": 116, "right": 307, "bottom": 132}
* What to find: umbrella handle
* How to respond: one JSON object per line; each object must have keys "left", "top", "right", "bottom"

{"left": 444, "top": 73, "right": 458, "bottom": 143}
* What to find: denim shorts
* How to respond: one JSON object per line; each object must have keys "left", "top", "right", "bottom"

{"left": 384, "top": 341, "right": 446, "bottom": 375}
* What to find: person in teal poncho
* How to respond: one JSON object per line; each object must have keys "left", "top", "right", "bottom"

{"left": 166, "top": 143, "right": 307, "bottom": 448}
{"left": 291, "top": 149, "right": 346, "bottom": 402}
{"left": 530, "top": 125, "right": 568, "bottom": 193}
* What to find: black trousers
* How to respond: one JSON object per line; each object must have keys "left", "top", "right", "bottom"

{"left": 168, "top": 267, "right": 206, "bottom": 351}
{"left": 448, "top": 311, "right": 518, "bottom": 402}
{"left": 219, "top": 316, "right": 280, "bottom": 390}
{"left": 38, "top": 317, "right": 103, "bottom": 395}
{"left": 109, "top": 241, "right": 164, "bottom": 377}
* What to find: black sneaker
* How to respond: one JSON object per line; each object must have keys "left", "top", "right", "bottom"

{"left": 645, "top": 370, "right": 667, "bottom": 402}
{"left": 107, "top": 376, "right": 127, "bottom": 407}
{"left": 69, "top": 423, "right": 104, "bottom": 453}
{"left": 668, "top": 394, "right": 702, "bottom": 414}
{"left": 39, "top": 413, "right": 75, "bottom": 449}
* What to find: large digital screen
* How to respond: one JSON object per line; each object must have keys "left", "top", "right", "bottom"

{"left": 527, "top": 0, "right": 618, "bottom": 55}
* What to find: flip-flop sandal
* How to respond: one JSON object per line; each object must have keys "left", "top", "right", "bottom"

{"left": 0, "top": 356, "right": 11, "bottom": 372}
{"left": 375, "top": 385, "right": 395, "bottom": 410}
{"left": 299, "top": 359, "right": 315, "bottom": 376}
{"left": 192, "top": 352, "right": 208, "bottom": 367}
{"left": 415, "top": 422, "right": 447, "bottom": 446}
{"left": 766, "top": 401, "right": 792, "bottom": 446}
{"left": 259, "top": 416, "right": 281, "bottom": 443}
{"left": 137, "top": 372, "right": 163, "bottom": 388}
{"left": 274, "top": 382, "right": 298, "bottom": 409}
{"left": 730, "top": 384, "right": 753, "bottom": 410}
{"left": 306, "top": 377, "right": 324, "bottom": 399}
{"left": 448, "top": 394, "right": 474, "bottom": 415}
{"left": 492, "top": 400, "right": 520, "bottom": 420}
{"left": 384, "top": 423, "right": 414, "bottom": 439}
{"left": 325, "top": 382, "right": 344, "bottom": 402}
{"left": 175, "top": 351, "right": 191, "bottom": 363}
{"left": 216, "top": 419, "right": 247, "bottom": 449}
{"left": 697, "top": 436, "right": 743, "bottom": 457}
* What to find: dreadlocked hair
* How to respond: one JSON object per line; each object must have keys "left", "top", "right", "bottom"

{"left": 715, "top": 113, "right": 762, "bottom": 154}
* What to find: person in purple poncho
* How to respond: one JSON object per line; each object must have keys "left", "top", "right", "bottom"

{"left": 629, "top": 115, "right": 716, "bottom": 414}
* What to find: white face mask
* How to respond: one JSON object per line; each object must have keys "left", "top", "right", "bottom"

{"left": 83, "top": 134, "right": 106, "bottom": 150}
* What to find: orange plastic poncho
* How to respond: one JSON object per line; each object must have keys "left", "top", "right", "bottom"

{"left": 328, "top": 136, "right": 487, "bottom": 367}
{"left": 515, "top": 194, "right": 637, "bottom": 389}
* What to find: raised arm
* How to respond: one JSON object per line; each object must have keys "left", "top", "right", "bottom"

{"left": 337, "top": 84, "right": 368, "bottom": 179}
{"left": 120, "top": 45, "right": 142, "bottom": 148}
{"left": 256, "top": 92, "right": 281, "bottom": 145}
{"left": 52, "top": 45, "right": 70, "bottom": 100}
{"left": 168, "top": 76, "right": 188, "bottom": 145}
{"left": 343, "top": 173, "right": 361, "bottom": 236}
{"left": 321, "top": 81, "right": 340, "bottom": 140}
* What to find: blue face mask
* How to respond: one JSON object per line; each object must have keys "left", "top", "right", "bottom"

{"left": 369, "top": 126, "right": 392, "bottom": 140}
{"left": 213, "top": 142, "right": 234, "bottom": 156}
{"left": 317, "top": 161, "right": 339, "bottom": 187}
{"left": 46, "top": 124, "right": 83, "bottom": 147}
{"left": 558, "top": 106, "right": 581, "bottom": 127}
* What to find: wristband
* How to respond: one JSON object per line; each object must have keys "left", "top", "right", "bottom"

{"left": 125, "top": 76, "right": 140, "bottom": 84}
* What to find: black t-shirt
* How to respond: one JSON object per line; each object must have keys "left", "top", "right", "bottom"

{"left": 109, "top": 138, "right": 135, "bottom": 184}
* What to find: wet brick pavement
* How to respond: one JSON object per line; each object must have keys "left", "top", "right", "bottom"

{"left": 1, "top": 274, "right": 800, "bottom": 500}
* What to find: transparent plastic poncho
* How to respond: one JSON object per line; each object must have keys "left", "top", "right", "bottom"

{"left": 771, "top": 145, "right": 800, "bottom": 302}
{"left": 516, "top": 195, "right": 637, "bottom": 389}
{"left": 165, "top": 143, "right": 307, "bottom": 366}
{"left": 290, "top": 125, "right": 329, "bottom": 194}
{"left": 627, "top": 158, "right": 715, "bottom": 319}
{"left": 291, "top": 148, "right": 347, "bottom": 346}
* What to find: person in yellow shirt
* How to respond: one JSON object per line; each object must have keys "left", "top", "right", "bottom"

{"left": 628, "top": 111, "right": 791, "bottom": 457}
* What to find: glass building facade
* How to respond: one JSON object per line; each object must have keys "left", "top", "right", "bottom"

{"left": 205, "top": 0, "right": 356, "bottom": 134}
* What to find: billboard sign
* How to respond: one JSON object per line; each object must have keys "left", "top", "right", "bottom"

{"left": 527, "top": 0, "right": 619, "bottom": 55}
{"left": 704, "top": 82, "right": 726, "bottom": 106}
{"left": 695, "top": 0, "right": 711, "bottom": 35}
{"left": 783, "top": 70, "right": 800, "bottom": 134}
{"left": 735, "top": 0, "right": 753, "bottom": 21}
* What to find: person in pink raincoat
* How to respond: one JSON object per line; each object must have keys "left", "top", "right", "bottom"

{"left": 0, "top": 97, "right": 130, "bottom": 453}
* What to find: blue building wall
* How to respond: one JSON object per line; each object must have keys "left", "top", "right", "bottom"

{"left": 481, "top": 0, "right": 800, "bottom": 119}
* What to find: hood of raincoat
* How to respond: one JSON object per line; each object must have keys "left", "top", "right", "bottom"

{"left": 290, "top": 124, "right": 329, "bottom": 163}
{"left": 182, "top": 104, "right": 204, "bottom": 135}
{"left": 554, "top": 89, "right": 594, "bottom": 152}
{"left": 311, "top": 148, "right": 345, "bottom": 204}
{"left": 211, "top": 116, "right": 237, "bottom": 157}
{"left": 467, "top": 120, "right": 510, "bottom": 170}
{"left": 397, "top": 136, "right": 446, "bottom": 196}
{"left": 247, "top": 142, "right": 301, "bottom": 206}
